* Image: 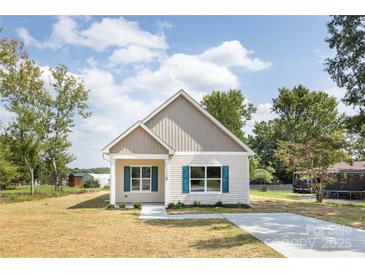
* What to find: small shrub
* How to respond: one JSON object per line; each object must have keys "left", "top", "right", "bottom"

{"left": 133, "top": 202, "right": 142, "bottom": 209}
{"left": 119, "top": 202, "right": 126, "bottom": 209}
{"left": 253, "top": 169, "right": 273, "bottom": 184}
{"left": 82, "top": 178, "right": 100, "bottom": 188}
{"left": 167, "top": 202, "right": 175, "bottom": 209}
{"left": 175, "top": 201, "right": 184, "bottom": 209}
{"left": 236, "top": 202, "right": 243, "bottom": 208}
{"left": 103, "top": 185, "right": 110, "bottom": 189}
{"left": 215, "top": 200, "right": 223, "bottom": 207}
{"left": 193, "top": 200, "right": 201, "bottom": 207}
{"left": 106, "top": 204, "right": 115, "bottom": 209}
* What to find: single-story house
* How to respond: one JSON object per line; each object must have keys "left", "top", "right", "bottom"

{"left": 68, "top": 173, "right": 110, "bottom": 187}
{"left": 293, "top": 161, "right": 365, "bottom": 199}
{"left": 325, "top": 161, "right": 365, "bottom": 198}
{"left": 102, "top": 89, "right": 254, "bottom": 207}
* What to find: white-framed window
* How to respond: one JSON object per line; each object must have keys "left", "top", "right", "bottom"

{"left": 190, "top": 165, "right": 221, "bottom": 193}
{"left": 131, "top": 166, "right": 151, "bottom": 192}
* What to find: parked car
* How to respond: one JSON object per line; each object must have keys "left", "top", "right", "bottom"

{"left": 292, "top": 178, "right": 311, "bottom": 193}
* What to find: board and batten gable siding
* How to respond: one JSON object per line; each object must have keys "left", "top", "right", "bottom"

{"left": 109, "top": 126, "right": 169, "bottom": 154}
{"left": 145, "top": 95, "right": 245, "bottom": 152}
{"left": 115, "top": 159, "right": 165, "bottom": 203}
{"left": 168, "top": 154, "right": 249, "bottom": 205}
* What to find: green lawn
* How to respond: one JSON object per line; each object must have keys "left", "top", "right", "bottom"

{"left": 0, "top": 184, "right": 101, "bottom": 204}
{"left": 250, "top": 189, "right": 303, "bottom": 200}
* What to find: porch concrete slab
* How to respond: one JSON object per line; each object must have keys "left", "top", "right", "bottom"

{"left": 224, "top": 213, "right": 365, "bottom": 257}
{"left": 139, "top": 204, "right": 168, "bottom": 219}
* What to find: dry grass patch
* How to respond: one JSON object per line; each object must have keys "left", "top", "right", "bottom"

{"left": 0, "top": 192, "right": 282, "bottom": 258}
{"left": 168, "top": 197, "right": 365, "bottom": 230}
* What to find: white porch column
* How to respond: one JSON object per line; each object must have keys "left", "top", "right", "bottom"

{"left": 110, "top": 158, "right": 116, "bottom": 206}
{"left": 164, "top": 159, "right": 171, "bottom": 207}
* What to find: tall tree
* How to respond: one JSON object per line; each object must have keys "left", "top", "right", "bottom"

{"left": 201, "top": 89, "right": 256, "bottom": 141}
{"left": 39, "top": 65, "right": 90, "bottom": 191}
{"left": 249, "top": 85, "right": 345, "bottom": 183}
{"left": 0, "top": 36, "right": 45, "bottom": 195}
{"left": 272, "top": 85, "right": 343, "bottom": 143}
{"left": 325, "top": 16, "right": 365, "bottom": 136}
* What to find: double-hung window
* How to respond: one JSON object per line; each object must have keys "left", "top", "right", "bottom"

{"left": 131, "top": 166, "right": 151, "bottom": 191}
{"left": 190, "top": 166, "right": 221, "bottom": 193}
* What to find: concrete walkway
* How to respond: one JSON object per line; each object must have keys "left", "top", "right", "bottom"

{"left": 139, "top": 204, "right": 365, "bottom": 257}
{"left": 139, "top": 203, "right": 168, "bottom": 219}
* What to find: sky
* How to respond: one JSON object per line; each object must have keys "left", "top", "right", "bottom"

{"left": 0, "top": 16, "right": 355, "bottom": 168}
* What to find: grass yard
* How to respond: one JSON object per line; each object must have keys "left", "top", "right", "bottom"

{"left": 250, "top": 189, "right": 303, "bottom": 200}
{"left": 168, "top": 190, "right": 365, "bottom": 230}
{"left": 0, "top": 191, "right": 282, "bottom": 258}
{"left": 0, "top": 184, "right": 101, "bottom": 204}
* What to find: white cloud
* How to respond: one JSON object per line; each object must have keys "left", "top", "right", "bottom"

{"left": 17, "top": 16, "right": 168, "bottom": 52}
{"left": 109, "top": 45, "right": 163, "bottom": 65}
{"left": 200, "top": 40, "right": 271, "bottom": 71}
{"left": 121, "top": 52, "right": 240, "bottom": 99}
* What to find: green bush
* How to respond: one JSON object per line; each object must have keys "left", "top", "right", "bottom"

{"left": 82, "top": 178, "right": 100, "bottom": 188}
{"left": 193, "top": 200, "right": 201, "bottom": 207}
{"left": 119, "top": 202, "right": 125, "bottom": 209}
{"left": 236, "top": 202, "right": 244, "bottom": 208}
{"left": 133, "top": 202, "right": 142, "bottom": 209}
{"left": 103, "top": 185, "right": 110, "bottom": 189}
{"left": 253, "top": 168, "right": 273, "bottom": 184}
{"left": 214, "top": 200, "right": 223, "bottom": 207}
{"left": 175, "top": 201, "right": 184, "bottom": 209}
{"left": 167, "top": 202, "right": 175, "bottom": 209}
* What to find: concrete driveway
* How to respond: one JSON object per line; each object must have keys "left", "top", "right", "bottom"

{"left": 140, "top": 205, "right": 365, "bottom": 257}
{"left": 225, "top": 213, "right": 365, "bottom": 257}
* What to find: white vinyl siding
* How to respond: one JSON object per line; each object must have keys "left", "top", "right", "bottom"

{"left": 168, "top": 154, "right": 249, "bottom": 205}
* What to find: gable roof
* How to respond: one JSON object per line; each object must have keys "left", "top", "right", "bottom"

{"left": 102, "top": 121, "right": 175, "bottom": 154}
{"left": 142, "top": 89, "right": 254, "bottom": 155}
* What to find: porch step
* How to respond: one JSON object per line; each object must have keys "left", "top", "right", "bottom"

{"left": 139, "top": 204, "right": 168, "bottom": 219}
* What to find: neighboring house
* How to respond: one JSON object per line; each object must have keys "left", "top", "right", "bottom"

{"left": 102, "top": 90, "right": 254, "bottom": 207}
{"left": 68, "top": 173, "right": 110, "bottom": 187}
{"left": 293, "top": 161, "right": 365, "bottom": 199}
{"left": 325, "top": 161, "right": 365, "bottom": 198}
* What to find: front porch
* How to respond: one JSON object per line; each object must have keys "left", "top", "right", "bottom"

{"left": 109, "top": 154, "right": 170, "bottom": 206}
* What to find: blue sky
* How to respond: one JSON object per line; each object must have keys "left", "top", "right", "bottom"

{"left": 0, "top": 16, "right": 351, "bottom": 168}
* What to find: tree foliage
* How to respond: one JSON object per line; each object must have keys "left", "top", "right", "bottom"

{"left": 0, "top": 35, "right": 45, "bottom": 194}
{"left": 39, "top": 65, "right": 91, "bottom": 191}
{"left": 252, "top": 168, "right": 273, "bottom": 185}
{"left": 272, "top": 85, "right": 343, "bottom": 143}
{"left": 0, "top": 33, "right": 90, "bottom": 192}
{"left": 275, "top": 136, "right": 348, "bottom": 202}
{"left": 201, "top": 89, "right": 256, "bottom": 141}
{"left": 325, "top": 16, "right": 365, "bottom": 136}
{"left": 0, "top": 137, "right": 17, "bottom": 194}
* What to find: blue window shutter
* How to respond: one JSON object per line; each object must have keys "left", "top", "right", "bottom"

{"left": 152, "top": 166, "right": 158, "bottom": 192}
{"left": 222, "top": 166, "right": 229, "bottom": 193}
{"left": 124, "top": 166, "right": 130, "bottom": 192}
{"left": 182, "top": 166, "right": 189, "bottom": 193}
